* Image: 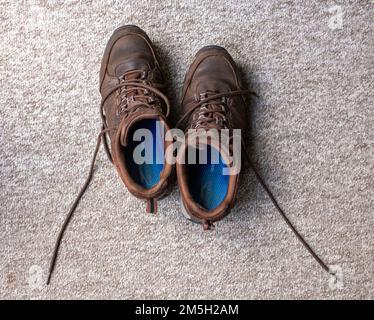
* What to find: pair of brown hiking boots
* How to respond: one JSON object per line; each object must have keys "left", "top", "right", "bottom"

{"left": 47, "top": 25, "right": 333, "bottom": 284}
{"left": 100, "top": 25, "right": 251, "bottom": 225}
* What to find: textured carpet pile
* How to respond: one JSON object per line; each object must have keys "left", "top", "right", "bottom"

{"left": 0, "top": 0, "right": 373, "bottom": 299}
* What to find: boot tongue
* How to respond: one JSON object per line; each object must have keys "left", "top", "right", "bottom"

{"left": 116, "top": 70, "right": 161, "bottom": 147}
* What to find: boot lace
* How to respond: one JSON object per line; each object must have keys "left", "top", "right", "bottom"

{"left": 47, "top": 70, "right": 170, "bottom": 284}
{"left": 178, "top": 89, "right": 335, "bottom": 277}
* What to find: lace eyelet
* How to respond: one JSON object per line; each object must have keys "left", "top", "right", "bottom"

{"left": 140, "top": 71, "right": 148, "bottom": 79}
{"left": 199, "top": 92, "right": 208, "bottom": 100}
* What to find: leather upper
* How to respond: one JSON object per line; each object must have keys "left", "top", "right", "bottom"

{"left": 177, "top": 46, "right": 247, "bottom": 222}
{"left": 180, "top": 46, "right": 248, "bottom": 132}
{"left": 99, "top": 25, "right": 172, "bottom": 200}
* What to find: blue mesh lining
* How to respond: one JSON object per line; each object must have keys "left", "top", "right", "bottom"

{"left": 122, "top": 119, "right": 164, "bottom": 189}
{"left": 186, "top": 145, "right": 229, "bottom": 210}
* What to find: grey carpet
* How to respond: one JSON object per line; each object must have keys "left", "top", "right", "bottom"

{"left": 0, "top": 0, "right": 373, "bottom": 299}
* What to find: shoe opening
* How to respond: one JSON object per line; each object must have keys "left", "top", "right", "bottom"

{"left": 121, "top": 119, "right": 164, "bottom": 189}
{"left": 186, "top": 144, "right": 229, "bottom": 210}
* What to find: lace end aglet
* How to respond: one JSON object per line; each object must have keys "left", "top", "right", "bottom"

{"left": 46, "top": 273, "right": 52, "bottom": 285}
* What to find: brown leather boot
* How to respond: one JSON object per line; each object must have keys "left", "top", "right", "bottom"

{"left": 176, "top": 46, "right": 254, "bottom": 229}
{"left": 175, "top": 46, "right": 333, "bottom": 282}
{"left": 100, "top": 25, "right": 173, "bottom": 211}
{"left": 47, "top": 25, "right": 173, "bottom": 284}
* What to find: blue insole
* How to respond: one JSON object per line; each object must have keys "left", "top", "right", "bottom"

{"left": 186, "top": 145, "right": 229, "bottom": 210}
{"left": 123, "top": 119, "right": 164, "bottom": 189}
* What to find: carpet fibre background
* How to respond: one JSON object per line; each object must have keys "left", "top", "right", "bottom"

{"left": 1, "top": 0, "right": 373, "bottom": 299}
